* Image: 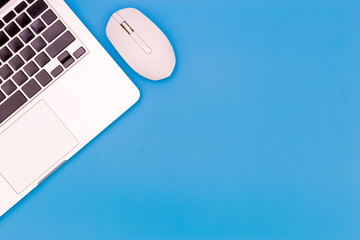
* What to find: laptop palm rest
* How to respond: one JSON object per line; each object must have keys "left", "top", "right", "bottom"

{"left": 0, "top": 101, "right": 78, "bottom": 194}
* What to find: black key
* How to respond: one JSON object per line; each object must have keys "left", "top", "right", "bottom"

{"left": 42, "top": 20, "right": 65, "bottom": 43}
{"left": 0, "top": 64, "right": 13, "bottom": 80}
{"left": 27, "top": 0, "right": 48, "bottom": 19}
{"left": 0, "top": 20, "right": 4, "bottom": 29}
{"left": 20, "top": 46, "right": 35, "bottom": 61}
{"left": 63, "top": 57, "right": 74, "bottom": 68}
{"left": 30, "top": 18, "right": 45, "bottom": 34}
{"left": 41, "top": 9, "right": 57, "bottom": 25}
{"left": 13, "top": 70, "right": 28, "bottom": 86}
{"left": 8, "top": 37, "right": 24, "bottom": 53}
{"left": 34, "top": 52, "right": 49, "bottom": 67}
{"left": 51, "top": 65, "right": 62, "bottom": 77}
{"left": 16, "top": 12, "right": 31, "bottom": 28}
{"left": 73, "top": 47, "right": 85, "bottom": 59}
{"left": 0, "top": 90, "right": 5, "bottom": 102}
{"left": 15, "top": 1, "right": 28, "bottom": 13}
{"left": 9, "top": 55, "right": 24, "bottom": 70}
{"left": 24, "top": 61, "right": 39, "bottom": 76}
{"left": 0, "top": 47, "right": 12, "bottom": 62}
{"left": 5, "top": 22, "right": 20, "bottom": 37}
{"left": 58, "top": 51, "right": 74, "bottom": 68}
{"left": 19, "top": 28, "right": 35, "bottom": 43}
{"left": 22, "top": 79, "right": 41, "bottom": 98}
{"left": 46, "top": 31, "right": 75, "bottom": 58}
{"left": 0, "top": 31, "right": 9, "bottom": 47}
{"left": 1, "top": 80, "right": 16, "bottom": 95}
{"left": 31, "top": 36, "right": 46, "bottom": 51}
{"left": 3, "top": 11, "right": 16, "bottom": 23}
{"left": 26, "top": 0, "right": 35, "bottom": 3}
{"left": 35, "top": 69, "right": 51, "bottom": 86}
{"left": 0, "top": 91, "right": 27, "bottom": 124}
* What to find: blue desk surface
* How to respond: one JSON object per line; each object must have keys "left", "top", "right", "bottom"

{"left": 1, "top": 0, "right": 360, "bottom": 239}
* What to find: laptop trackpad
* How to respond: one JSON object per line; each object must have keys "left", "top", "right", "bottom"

{"left": 0, "top": 101, "right": 78, "bottom": 193}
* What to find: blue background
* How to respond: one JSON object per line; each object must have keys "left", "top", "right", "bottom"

{"left": 1, "top": 0, "right": 360, "bottom": 239}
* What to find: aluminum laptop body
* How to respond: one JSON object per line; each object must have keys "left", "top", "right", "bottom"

{"left": 0, "top": 0, "right": 140, "bottom": 217}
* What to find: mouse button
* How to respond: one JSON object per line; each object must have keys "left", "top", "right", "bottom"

{"left": 117, "top": 8, "right": 152, "bottom": 31}
{"left": 106, "top": 21, "right": 136, "bottom": 60}
{"left": 117, "top": 8, "right": 141, "bottom": 20}
{"left": 113, "top": 11, "right": 125, "bottom": 23}
{"left": 123, "top": 17, "right": 168, "bottom": 55}
{"left": 131, "top": 32, "right": 152, "bottom": 54}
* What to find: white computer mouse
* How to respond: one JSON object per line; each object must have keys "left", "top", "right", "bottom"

{"left": 106, "top": 8, "right": 176, "bottom": 81}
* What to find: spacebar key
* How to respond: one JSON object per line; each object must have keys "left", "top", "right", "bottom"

{"left": 46, "top": 31, "right": 75, "bottom": 58}
{"left": 0, "top": 91, "right": 27, "bottom": 124}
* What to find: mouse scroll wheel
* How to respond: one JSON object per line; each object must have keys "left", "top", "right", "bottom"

{"left": 120, "top": 21, "right": 134, "bottom": 35}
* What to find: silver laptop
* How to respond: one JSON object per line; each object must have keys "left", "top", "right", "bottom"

{"left": 0, "top": 0, "right": 140, "bottom": 217}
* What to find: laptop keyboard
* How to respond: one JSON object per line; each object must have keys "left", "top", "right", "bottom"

{"left": 0, "top": 0, "right": 86, "bottom": 125}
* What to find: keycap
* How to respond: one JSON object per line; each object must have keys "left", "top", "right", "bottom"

{"left": 0, "top": 91, "right": 5, "bottom": 102}
{"left": 57, "top": 50, "right": 74, "bottom": 68}
{"left": 16, "top": 12, "right": 31, "bottom": 28}
{"left": 30, "top": 18, "right": 45, "bottom": 34}
{"left": 27, "top": 0, "right": 48, "bottom": 19}
{"left": 35, "top": 69, "right": 51, "bottom": 86}
{"left": 8, "top": 37, "right": 24, "bottom": 53}
{"left": 31, "top": 36, "right": 46, "bottom": 51}
{"left": 0, "top": 91, "right": 27, "bottom": 124}
{"left": 0, "top": 31, "right": 9, "bottom": 47}
{"left": 0, "top": 20, "right": 4, "bottom": 29}
{"left": 13, "top": 70, "right": 28, "bottom": 86}
{"left": 9, "top": 55, "right": 25, "bottom": 71}
{"left": 23, "top": 61, "right": 39, "bottom": 76}
{"left": 22, "top": 79, "right": 41, "bottom": 98}
{"left": 5, "top": 22, "right": 20, "bottom": 37}
{"left": 0, "top": 64, "right": 13, "bottom": 80}
{"left": 73, "top": 47, "right": 86, "bottom": 59}
{"left": 3, "top": 11, "right": 16, "bottom": 23}
{"left": 26, "top": 0, "right": 35, "bottom": 4}
{"left": 1, "top": 80, "right": 16, "bottom": 95}
{"left": 19, "top": 28, "right": 35, "bottom": 43}
{"left": 15, "top": 1, "right": 28, "bottom": 13}
{"left": 41, "top": 9, "right": 57, "bottom": 25}
{"left": 51, "top": 65, "right": 63, "bottom": 77}
{"left": 34, "top": 52, "right": 49, "bottom": 67}
{"left": 20, "top": 46, "right": 35, "bottom": 61}
{"left": 0, "top": 47, "right": 13, "bottom": 62}
{"left": 42, "top": 20, "right": 65, "bottom": 43}
{"left": 46, "top": 31, "right": 75, "bottom": 58}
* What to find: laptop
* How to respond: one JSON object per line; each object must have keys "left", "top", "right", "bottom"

{"left": 0, "top": 0, "right": 140, "bottom": 217}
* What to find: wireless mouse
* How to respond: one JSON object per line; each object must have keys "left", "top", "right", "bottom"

{"left": 106, "top": 8, "right": 176, "bottom": 81}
